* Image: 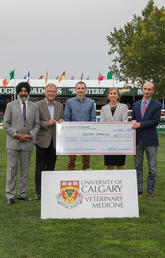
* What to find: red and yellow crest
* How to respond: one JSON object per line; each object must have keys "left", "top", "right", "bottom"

{"left": 57, "top": 180, "right": 83, "bottom": 209}
{"left": 60, "top": 181, "right": 79, "bottom": 205}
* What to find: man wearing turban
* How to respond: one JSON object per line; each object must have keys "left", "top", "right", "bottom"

{"left": 3, "top": 82, "right": 40, "bottom": 204}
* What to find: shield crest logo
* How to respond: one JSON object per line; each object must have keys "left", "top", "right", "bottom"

{"left": 61, "top": 181, "right": 79, "bottom": 204}
{"left": 57, "top": 180, "right": 83, "bottom": 209}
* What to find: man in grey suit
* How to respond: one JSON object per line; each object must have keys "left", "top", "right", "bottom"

{"left": 35, "top": 83, "right": 64, "bottom": 200}
{"left": 3, "top": 82, "right": 40, "bottom": 204}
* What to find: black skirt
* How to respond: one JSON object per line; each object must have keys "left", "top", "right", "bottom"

{"left": 104, "top": 155, "right": 126, "bottom": 166}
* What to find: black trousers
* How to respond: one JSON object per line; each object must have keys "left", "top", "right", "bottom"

{"left": 35, "top": 139, "right": 57, "bottom": 196}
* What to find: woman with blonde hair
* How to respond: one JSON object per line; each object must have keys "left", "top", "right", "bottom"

{"left": 100, "top": 87, "right": 128, "bottom": 169}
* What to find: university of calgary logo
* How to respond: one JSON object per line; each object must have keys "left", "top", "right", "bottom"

{"left": 57, "top": 181, "right": 83, "bottom": 209}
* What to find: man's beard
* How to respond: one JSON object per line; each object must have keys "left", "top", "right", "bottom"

{"left": 18, "top": 95, "right": 29, "bottom": 102}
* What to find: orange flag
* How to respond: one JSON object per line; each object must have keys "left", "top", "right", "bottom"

{"left": 3, "top": 78, "right": 8, "bottom": 87}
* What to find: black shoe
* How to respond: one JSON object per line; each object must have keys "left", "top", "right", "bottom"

{"left": 17, "top": 196, "right": 32, "bottom": 201}
{"left": 138, "top": 191, "right": 143, "bottom": 195}
{"left": 35, "top": 194, "right": 41, "bottom": 200}
{"left": 7, "top": 199, "right": 15, "bottom": 205}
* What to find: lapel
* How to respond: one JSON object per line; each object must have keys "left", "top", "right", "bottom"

{"left": 137, "top": 100, "right": 142, "bottom": 121}
{"left": 113, "top": 103, "right": 120, "bottom": 121}
{"left": 143, "top": 99, "right": 153, "bottom": 119}
{"left": 106, "top": 104, "right": 114, "bottom": 121}
{"left": 43, "top": 99, "right": 51, "bottom": 119}
{"left": 26, "top": 101, "right": 31, "bottom": 121}
{"left": 54, "top": 101, "right": 58, "bottom": 120}
{"left": 16, "top": 100, "right": 24, "bottom": 122}
{"left": 16, "top": 99, "right": 22, "bottom": 113}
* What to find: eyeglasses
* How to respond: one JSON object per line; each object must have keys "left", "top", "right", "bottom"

{"left": 46, "top": 90, "right": 57, "bottom": 93}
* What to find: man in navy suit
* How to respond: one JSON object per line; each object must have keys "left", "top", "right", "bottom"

{"left": 132, "top": 81, "right": 161, "bottom": 198}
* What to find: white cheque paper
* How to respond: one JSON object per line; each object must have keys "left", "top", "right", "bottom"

{"left": 56, "top": 122, "right": 135, "bottom": 155}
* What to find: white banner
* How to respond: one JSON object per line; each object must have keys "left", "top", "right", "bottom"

{"left": 41, "top": 170, "right": 139, "bottom": 219}
{"left": 56, "top": 122, "right": 136, "bottom": 155}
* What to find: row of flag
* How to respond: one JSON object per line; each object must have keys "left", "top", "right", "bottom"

{"left": 2, "top": 70, "right": 63, "bottom": 87}
{"left": 2, "top": 70, "right": 114, "bottom": 87}
{"left": 2, "top": 70, "right": 15, "bottom": 87}
{"left": 98, "top": 71, "right": 113, "bottom": 82}
{"left": 22, "top": 71, "right": 65, "bottom": 83}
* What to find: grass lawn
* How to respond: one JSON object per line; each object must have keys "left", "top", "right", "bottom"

{"left": 0, "top": 130, "right": 165, "bottom": 258}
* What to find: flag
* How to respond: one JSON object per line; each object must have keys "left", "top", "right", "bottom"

{"left": 3, "top": 78, "right": 8, "bottom": 87}
{"left": 71, "top": 76, "right": 74, "bottom": 80}
{"left": 80, "top": 72, "right": 83, "bottom": 81}
{"left": 39, "top": 75, "right": 44, "bottom": 79}
{"left": 58, "top": 71, "right": 65, "bottom": 83}
{"left": 24, "top": 76, "right": 26, "bottom": 79}
{"left": 86, "top": 76, "right": 90, "bottom": 80}
{"left": 10, "top": 70, "right": 15, "bottom": 80}
{"left": 45, "top": 71, "right": 48, "bottom": 84}
{"left": 107, "top": 70, "right": 112, "bottom": 79}
{"left": 56, "top": 76, "right": 59, "bottom": 80}
{"left": 27, "top": 71, "right": 30, "bottom": 83}
{"left": 98, "top": 74, "right": 104, "bottom": 82}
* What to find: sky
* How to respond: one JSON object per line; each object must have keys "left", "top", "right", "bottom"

{"left": 0, "top": 0, "right": 164, "bottom": 80}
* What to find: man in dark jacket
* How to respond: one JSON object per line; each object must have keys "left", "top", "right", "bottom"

{"left": 132, "top": 81, "right": 161, "bottom": 198}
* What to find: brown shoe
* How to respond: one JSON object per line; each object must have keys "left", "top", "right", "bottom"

{"left": 147, "top": 192, "right": 154, "bottom": 198}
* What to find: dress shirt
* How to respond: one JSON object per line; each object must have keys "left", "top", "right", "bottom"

{"left": 141, "top": 98, "right": 151, "bottom": 114}
{"left": 64, "top": 96, "right": 96, "bottom": 122}
{"left": 46, "top": 99, "right": 55, "bottom": 119}
{"left": 18, "top": 98, "right": 28, "bottom": 118}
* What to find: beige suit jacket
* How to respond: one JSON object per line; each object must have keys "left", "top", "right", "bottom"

{"left": 35, "top": 98, "right": 64, "bottom": 148}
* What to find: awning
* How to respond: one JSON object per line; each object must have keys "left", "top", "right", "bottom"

{"left": 0, "top": 87, "right": 142, "bottom": 97}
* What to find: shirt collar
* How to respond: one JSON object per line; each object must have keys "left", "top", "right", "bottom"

{"left": 45, "top": 99, "right": 55, "bottom": 106}
{"left": 18, "top": 97, "right": 28, "bottom": 105}
{"left": 142, "top": 98, "right": 152, "bottom": 105}
{"left": 76, "top": 96, "right": 86, "bottom": 103}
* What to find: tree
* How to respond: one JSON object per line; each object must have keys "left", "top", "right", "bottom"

{"left": 107, "top": 0, "right": 165, "bottom": 97}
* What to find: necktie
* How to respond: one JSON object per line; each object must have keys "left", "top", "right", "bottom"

{"left": 141, "top": 100, "right": 146, "bottom": 119}
{"left": 22, "top": 102, "right": 26, "bottom": 122}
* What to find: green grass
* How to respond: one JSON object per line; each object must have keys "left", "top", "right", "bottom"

{"left": 0, "top": 130, "right": 165, "bottom": 258}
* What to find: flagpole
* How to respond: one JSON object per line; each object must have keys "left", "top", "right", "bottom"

{"left": 14, "top": 68, "right": 16, "bottom": 101}
{"left": 45, "top": 71, "right": 48, "bottom": 85}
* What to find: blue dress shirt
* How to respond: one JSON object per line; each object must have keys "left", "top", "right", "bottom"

{"left": 46, "top": 99, "right": 55, "bottom": 119}
{"left": 141, "top": 98, "right": 151, "bottom": 114}
{"left": 64, "top": 96, "right": 96, "bottom": 122}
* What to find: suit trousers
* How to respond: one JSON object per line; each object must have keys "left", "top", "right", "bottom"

{"left": 134, "top": 141, "right": 157, "bottom": 193}
{"left": 68, "top": 155, "right": 90, "bottom": 170}
{"left": 6, "top": 149, "right": 31, "bottom": 200}
{"left": 35, "top": 139, "right": 57, "bottom": 195}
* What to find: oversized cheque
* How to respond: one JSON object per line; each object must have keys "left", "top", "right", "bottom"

{"left": 56, "top": 122, "right": 136, "bottom": 155}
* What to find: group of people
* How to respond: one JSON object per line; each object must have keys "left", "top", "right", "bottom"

{"left": 3, "top": 80, "right": 161, "bottom": 205}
